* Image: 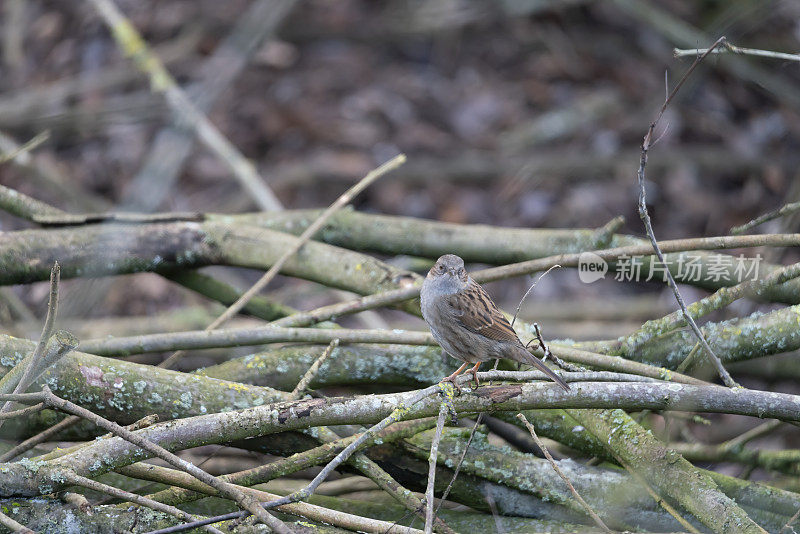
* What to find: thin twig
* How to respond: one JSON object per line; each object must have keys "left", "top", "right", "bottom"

{"left": 781, "top": 506, "right": 800, "bottom": 533}
{"left": 0, "top": 331, "right": 77, "bottom": 398}
{"left": 81, "top": 325, "right": 432, "bottom": 357}
{"left": 0, "top": 402, "right": 44, "bottom": 420}
{"left": 623, "top": 260, "right": 800, "bottom": 358}
{"left": 674, "top": 41, "right": 800, "bottom": 62}
{"left": 134, "top": 418, "right": 438, "bottom": 506}
{"left": 531, "top": 322, "right": 584, "bottom": 372}
{"left": 159, "top": 153, "right": 406, "bottom": 369}
{"left": 144, "top": 485, "right": 425, "bottom": 534}
{"left": 723, "top": 419, "right": 783, "bottom": 450}
{"left": 0, "top": 130, "right": 49, "bottom": 164}
{"left": 637, "top": 35, "right": 738, "bottom": 387}
{"left": 0, "top": 415, "right": 81, "bottom": 462}
{"left": 675, "top": 342, "right": 702, "bottom": 374}
{"left": 1, "top": 262, "right": 60, "bottom": 405}
{"left": 290, "top": 339, "right": 339, "bottom": 398}
{"left": 732, "top": 201, "right": 800, "bottom": 234}
{"left": 483, "top": 491, "right": 506, "bottom": 534}
{"left": 516, "top": 413, "right": 611, "bottom": 532}
{"left": 63, "top": 472, "right": 224, "bottom": 534}
{"left": 511, "top": 264, "right": 560, "bottom": 327}
{"left": 37, "top": 414, "right": 160, "bottom": 462}
{"left": 11, "top": 261, "right": 60, "bottom": 378}
{"left": 425, "top": 404, "right": 448, "bottom": 534}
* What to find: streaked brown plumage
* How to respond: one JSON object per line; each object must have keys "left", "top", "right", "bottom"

{"left": 420, "top": 254, "right": 569, "bottom": 391}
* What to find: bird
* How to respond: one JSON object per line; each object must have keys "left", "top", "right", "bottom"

{"left": 420, "top": 254, "right": 569, "bottom": 391}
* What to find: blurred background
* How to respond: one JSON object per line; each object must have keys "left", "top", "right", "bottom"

{"left": 1, "top": 0, "right": 799, "bottom": 343}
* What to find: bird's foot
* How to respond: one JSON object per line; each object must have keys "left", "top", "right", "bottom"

{"left": 440, "top": 375, "right": 463, "bottom": 396}
{"left": 469, "top": 362, "right": 482, "bottom": 389}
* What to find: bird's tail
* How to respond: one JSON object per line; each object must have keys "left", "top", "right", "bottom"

{"left": 510, "top": 346, "right": 570, "bottom": 391}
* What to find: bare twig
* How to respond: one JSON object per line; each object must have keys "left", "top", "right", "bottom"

{"left": 0, "top": 262, "right": 60, "bottom": 407}
{"left": 723, "top": 419, "right": 783, "bottom": 450}
{"left": 511, "top": 264, "right": 560, "bottom": 327}
{"left": 263, "top": 232, "right": 800, "bottom": 335}
{"left": 781, "top": 506, "right": 800, "bottom": 533}
{"left": 516, "top": 413, "right": 611, "bottom": 532}
{"left": 531, "top": 322, "right": 583, "bottom": 372}
{"left": 732, "top": 201, "right": 800, "bottom": 234}
{"left": 0, "top": 415, "right": 81, "bottom": 462}
{"left": 675, "top": 342, "right": 702, "bottom": 374}
{"left": 38, "top": 415, "right": 160, "bottom": 462}
{"left": 0, "top": 330, "right": 77, "bottom": 396}
{"left": 674, "top": 41, "right": 800, "bottom": 63}
{"left": 7, "top": 262, "right": 60, "bottom": 391}
{"left": 623, "top": 260, "right": 800, "bottom": 362}
{"left": 122, "top": 0, "right": 296, "bottom": 213}
{"left": 290, "top": 339, "right": 339, "bottom": 398}
{"left": 483, "top": 491, "right": 505, "bottom": 534}
{"left": 636, "top": 35, "right": 738, "bottom": 387}
{"left": 0, "top": 402, "right": 44, "bottom": 420}
{"left": 135, "top": 418, "right": 438, "bottom": 507}
{"left": 425, "top": 404, "right": 449, "bottom": 534}
{"left": 159, "top": 153, "right": 406, "bottom": 369}
{"left": 0, "top": 130, "right": 49, "bottom": 164}
{"left": 0, "top": 183, "right": 67, "bottom": 221}
{"left": 80, "top": 325, "right": 432, "bottom": 356}
{"left": 264, "top": 383, "right": 448, "bottom": 509}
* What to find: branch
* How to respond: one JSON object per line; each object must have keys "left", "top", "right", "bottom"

{"left": 0, "top": 183, "right": 66, "bottom": 221}
{"left": 290, "top": 339, "right": 339, "bottom": 398}
{"left": 78, "top": 325, "right": 433, "bottom": 356}
{"left": 425, "top": 404, "right": 449, "bottom": 534}
{"left": 4, "top": 381, "right": 800, "bottom": 496}
{"left": 732, "top": 201, "right": 800, "bottom": 234}
{"left": 0, "top": 262, "right": 63, "bottom": 428}
{"left": 636, "top": 36, "right": 736, "bottom": 386}
{"left": 674, "top": 41, "right": 800, "bottom": 63}
{"left": 583, "top": 302, "right": 800, "bottom": 369}
{"left": 572, "top": 408, "right": 767, "bottom": 533}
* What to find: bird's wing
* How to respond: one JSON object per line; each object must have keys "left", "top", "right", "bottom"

{"left": 446, "top": 281, "right": 521, "bottom": 343}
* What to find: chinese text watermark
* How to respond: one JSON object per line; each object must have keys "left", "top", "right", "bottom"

{"left": 578, "top": 253, "right": 762, "bottom": 284}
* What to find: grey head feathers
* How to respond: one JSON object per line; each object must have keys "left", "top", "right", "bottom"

{"left": 423, "top": 254, "right": 469, "bottom": 296}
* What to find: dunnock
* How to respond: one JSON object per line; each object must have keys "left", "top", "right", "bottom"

{"left": 421, "top": 254, "right": 569, "bottom": 391}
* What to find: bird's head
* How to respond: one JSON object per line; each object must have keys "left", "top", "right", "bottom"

{"left": 427, "top": 254, "right": 469, "bottom": 291}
